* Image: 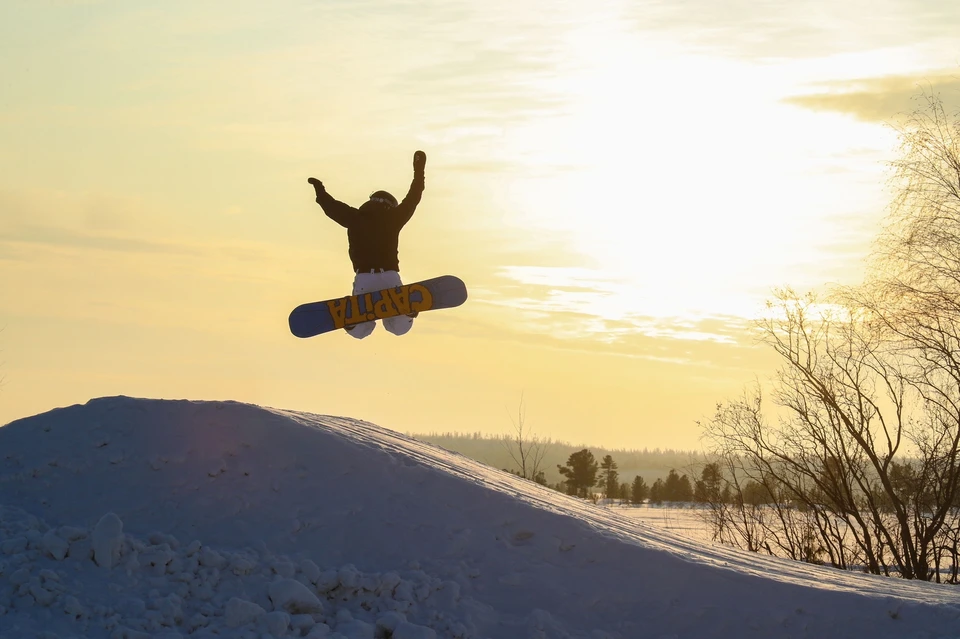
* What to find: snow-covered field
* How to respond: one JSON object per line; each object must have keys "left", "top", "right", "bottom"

{"left": 2, "top": 397, "right": 960, "bottom": 638}
{"left": 614, "top": 506, "right": 714, "bottom": 545}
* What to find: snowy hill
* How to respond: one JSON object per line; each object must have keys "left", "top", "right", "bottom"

{"left": 2, "top": 397, "right": 960, "bottom": 638}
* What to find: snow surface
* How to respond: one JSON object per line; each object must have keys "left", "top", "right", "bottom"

{"left": 1, "top": 397, "right": 960, "bottom": 639}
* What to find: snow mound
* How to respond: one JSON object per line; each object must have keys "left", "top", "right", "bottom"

{"left": 2, "top": 396, "right": 960, "bottom": 638}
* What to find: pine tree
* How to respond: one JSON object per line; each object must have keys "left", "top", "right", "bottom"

{"left": 631, "top": 475, "right": 649, "bottom": 504}
{"left": 598, "top": 455, "right": 620, "bottom": 500}
{"left": 696, "top": 462, "right": 723, "bottom": 502}
{"left": 677, "top": 474, "right": 694, "bottom": 502}
{"left": 663, "top": 469, "right": 682, "bottom": 501}
{"left": 650, "top": 478, "right": 664, "bottom": 504}
{"left": 557, "top": 449, "right": 599, "bottom": 498}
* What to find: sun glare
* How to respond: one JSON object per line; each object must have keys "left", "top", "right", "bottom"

{"left": 491, "top": 16, "right": 897, "bottom": 331}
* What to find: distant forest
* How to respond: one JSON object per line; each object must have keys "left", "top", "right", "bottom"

{"left": 407, "top": 431, "right": 706, "bottom": 485}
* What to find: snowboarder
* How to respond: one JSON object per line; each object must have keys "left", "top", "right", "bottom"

{"left": 307, "top": 150, "right": 426, "bottom": 338}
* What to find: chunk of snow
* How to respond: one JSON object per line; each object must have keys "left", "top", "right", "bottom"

{"left": 58, "top": 526, "right": 88, "bottom": 542}
{"left": 337, "top": 564, "right": 361, "bottom": 589}
{"left": 9, "top": 566, "right": 31, "bottom": 585}
{"left": 198, "top": 546, "right": 226, "bottom": 569}
{"left": 158, "top": 594, "right": 183, "bottom": 624}
{"left": 186, "top": 612, "right": 209, "bottom": 630}
{"left": 300, "top": 559, "right": 321, "bottom": 584}
{"left": 230, "top": 554, "right": 257, "bottom": 576}
{"left": 291, "top": 613, "right": 316, "bottom": 633}
{"left": 375, "top": 611, "right": 406, "bottom": 633}
{"left": 392, "top": 622, "right": 437, "bottom": 639}
{"left": 68, "top": 538, "right": 92, "bottom": 561}
{"left": 268, "top": 578, "right": 324, "bottom": 614}
{"left": 140, "top": 548, "right": 176, "bottom": 576}
{"left": 63, "top": 595, "right": 85, "bottom": 619}
{"left": 42, "top": 531, "right": 69, "bottom": 560}
{"left": 92, "top": 513, "right": 124, "bottom": 569}
{"left": 2, "top": 536, "right": 28, "bottom": 555}
{"left": 148, "top": 532, "right": 180, "bottom": 550}
{"left": 29, "top": 580, "right": 57, "bottom": 607}
{"left": 225, "top": 597, "right": 265, "bottom": 628}
{"left": 271, "top": 558, "right": 296, "bottom": 578}
{"left": 305, "top": 623, "right": 332, "bottom": 638}
{"left": 335, "top": 618, "right": 375, "bottom": 639}
{"left": 39, "top": 568, "right": 60, "bottom": 582}
{"left": 261, "top": 610, "right": 291, "bottom": 636}
{"left": 378, "top": 571, "right": 401, "bottom": 594}
{"left": 315, "top": 570, "right": 339, "bottom": 593}
{"left": 393, "top": 580, "right": 415, "bottom": 602}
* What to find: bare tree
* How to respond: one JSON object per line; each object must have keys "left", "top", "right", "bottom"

{"left": 702, "top": 283, "right": 960, "bottom": 581}
{"left": 853, "top": 89, "right": 960, "bottom": 580}
{"left": 700, "top": 90, "right": 960, "bottom": 582}
{"left": 502, "top": 393, "right": 547, "bottom": 484}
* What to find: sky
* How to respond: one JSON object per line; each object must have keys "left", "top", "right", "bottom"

{"left": 2, "top": 0, "right": 960, "bottom": 449}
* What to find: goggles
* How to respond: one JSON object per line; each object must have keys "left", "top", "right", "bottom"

{"left": 369, "top": 194, "right": 398, "bottom": 207}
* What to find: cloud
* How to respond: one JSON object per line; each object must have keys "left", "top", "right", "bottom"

{"left": 482, "top": 265, "right": 760, "bottom": 350}
{"left": 783, "top": 72, "right": 960, "bottom": 122}
{"left": 0, "top": 189, "right": 192, "bottom": 258}
{"left": 393, "top": 43, "right": 568, "bottom": 117}
{"left": 0, "top": 189, "right": 327, "bottom": 276}
{"left": 463, "top": 297, "right": 765, "bottom": 374}
{"left": 1, "top": 225, "right": 204, "bottom": 258}
{"left": 626, "top": 0, "right": 960, "bottom": 60}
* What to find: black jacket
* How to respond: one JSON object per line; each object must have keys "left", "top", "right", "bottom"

{"left": 316, "top": 173, "right": 424, "bottom": 272}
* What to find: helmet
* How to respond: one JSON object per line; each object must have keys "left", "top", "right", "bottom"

{"left": 368, "top": 190, "right": 398, "bottom": 208}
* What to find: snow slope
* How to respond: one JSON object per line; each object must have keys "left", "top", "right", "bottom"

{"left": 1, "top": 397, "right": 960, "bottom": 639}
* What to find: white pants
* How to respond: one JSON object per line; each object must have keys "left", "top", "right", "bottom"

{"left": 346, "top": 270, "right": 414, "bottom": 339}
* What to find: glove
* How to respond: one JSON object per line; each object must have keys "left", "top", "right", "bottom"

{"left": 413, "top": 150, "right": 426, "bottom": 173}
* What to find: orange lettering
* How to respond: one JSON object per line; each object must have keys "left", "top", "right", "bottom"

{"left": 373, "top": 291, "right": 397, "bottom": 318}
{"left": 327, "top": 298, "right": 349, "bottom": 329}
{"left": 385, "top": 286, "right": 411, "bottom": 315}
{"left": 364, "top": 293, "right": 374, "bottom": 317}
{"left": 345, "top": 294, "right": 363, "bottom": 325}
{"left": 409, "top": 283, "right": 434, "bottom": 312}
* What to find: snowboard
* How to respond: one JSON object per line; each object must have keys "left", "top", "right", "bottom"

{"left": 288, "top": 275, "right": 468, "bottom": 338}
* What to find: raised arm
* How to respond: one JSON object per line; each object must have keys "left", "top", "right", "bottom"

{"left": 307, "top": 177, "right": 358, "bottom": 228}
{"left": 394, "top": 150, "right": 426, "bottom": 227}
